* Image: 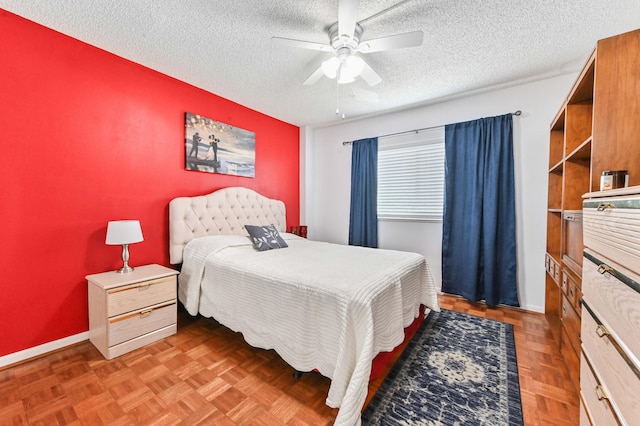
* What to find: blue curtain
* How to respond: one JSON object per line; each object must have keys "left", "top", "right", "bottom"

{"left": 349, "top": 137, "right": 378, "bottom": 248}
{"left": 442, "top": 114, "right": 519, "bottom": 307}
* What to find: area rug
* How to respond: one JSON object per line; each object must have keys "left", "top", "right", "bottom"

{"left": 362, "top": 309, "right": 524, "bottom": 425}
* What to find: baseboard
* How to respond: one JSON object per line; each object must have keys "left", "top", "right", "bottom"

{"left": 520, "top": 303, "right": 544, "bottom": 314}
{"left": 440, "top": 292, "right": 544, "bottom": 314}
{"left": 0, "top": 332, "right": 89, "bottom": 369}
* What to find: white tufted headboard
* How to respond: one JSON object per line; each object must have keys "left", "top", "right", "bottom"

{"left": 169, "top": 187, "right": 286, "bottom": 264}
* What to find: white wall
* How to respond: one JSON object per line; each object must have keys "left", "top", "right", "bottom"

{"left": 301, "top": 74, "right": 578, "bottom": 313}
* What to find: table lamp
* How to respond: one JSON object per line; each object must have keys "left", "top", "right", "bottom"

{"left": 105, "top": 220, "right": 144, "bottom": 273}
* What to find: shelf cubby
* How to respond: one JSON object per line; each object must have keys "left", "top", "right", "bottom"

{"left": 547, "top": 169, "right": 563, "bottom": 211}
{"left": 563, "top": 160, "right": 591, "bottom": 210}
{"left": 546, "top": 211, "right": 562, "bottom": 262}
{"left": 567, "top": 51, "right": 595, "bottom": 104}
{"left": 549, "top": 108, "right": 565, "bottom": 168}
{"left": 565, "top": 137, "right": 592, "bottom": 163}
{"left": 561, "top": 210, "right": 584, "bottom": 277}
{"left": 565, "top": 103, "right": 593, "bottom": 156}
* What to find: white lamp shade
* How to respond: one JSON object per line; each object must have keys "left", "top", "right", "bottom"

{"left": 321, "top": 57, "right": 340, "bottom": 79}
{"left": 322, "top": 55, "right": 364, "bottom": 84}
{"left": 338, "top": 65, "right": 355, "bottom": 84}
{"left": 105, "top": 220, "right": 144, "bottom": 245}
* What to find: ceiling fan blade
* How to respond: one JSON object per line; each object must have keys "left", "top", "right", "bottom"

{"left": 303, "top": 65, "right": 325, "bottom": 85}
{"left": 359, "top": 60, "right": 382, "bottom": 86}
{"left": 358, "top": 31, "right": 423, "bottom": 53}
{"left": 338, "top": 0, "right": 359, "bottom": 39}
{"left": 271, "top": 36, "right": 332, "bottom": 52}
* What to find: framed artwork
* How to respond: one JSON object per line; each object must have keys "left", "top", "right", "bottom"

{"left": 184, "top": 112, "right": 255, "bottom": 177}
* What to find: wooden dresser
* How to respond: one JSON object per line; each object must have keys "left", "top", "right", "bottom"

{"left": 545, "top": 28, "right": 640, "bottom": 391}
{"left": 580, "top": 187, "right": 640, "bottom": 424}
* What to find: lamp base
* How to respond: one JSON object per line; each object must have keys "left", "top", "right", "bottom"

{"left": 117, "top": 265, "right": 134, "bottom": 274}
{"left": 116, "top": 243, "right": 134, "bottom": 273}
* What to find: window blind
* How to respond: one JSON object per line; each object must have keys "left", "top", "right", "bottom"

{"left": 377, "top": 127, "right": 445, "bottom": 221}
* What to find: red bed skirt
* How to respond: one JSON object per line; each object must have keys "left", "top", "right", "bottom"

{"left": 369, "top": 305, "right": 426, "bottom": 380}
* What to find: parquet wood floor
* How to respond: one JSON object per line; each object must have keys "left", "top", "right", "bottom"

{"left": 0, "top": 294, "right": 579, "bottom": 425}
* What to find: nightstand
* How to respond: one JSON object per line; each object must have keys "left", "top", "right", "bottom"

{"left": 289, "top": 225, "right": 307, "bottom": 238}
{"left": 87, "top": 264, "right": 179, "bottom": 360}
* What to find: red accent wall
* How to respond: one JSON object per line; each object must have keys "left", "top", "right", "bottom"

{"left": 0, "top": 9, "right": 300, "bottom": 357}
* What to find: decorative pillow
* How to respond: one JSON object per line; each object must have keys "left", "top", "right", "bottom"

{"left": 245, "top": 224, "right": 288, "bottom": 251}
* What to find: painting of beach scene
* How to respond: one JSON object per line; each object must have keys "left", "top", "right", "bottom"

{"left": 185, "top": 112, "right": 255, "bottom": 177}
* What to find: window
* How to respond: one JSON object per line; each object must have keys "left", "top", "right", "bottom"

{"left": 377, "top": 127, "right": 445, "bottom": 221}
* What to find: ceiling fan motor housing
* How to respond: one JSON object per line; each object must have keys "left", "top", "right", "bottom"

{"left": 328, "top": 22, "right": 363, "bottom": 52}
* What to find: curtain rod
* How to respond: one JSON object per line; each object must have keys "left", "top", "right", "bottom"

{"left": 342, "top": 110, "right": 522, "bottom": 145}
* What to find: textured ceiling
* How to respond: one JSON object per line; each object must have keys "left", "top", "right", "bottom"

{"left": 2, "top": 0, "right": 640, "bottom": 127}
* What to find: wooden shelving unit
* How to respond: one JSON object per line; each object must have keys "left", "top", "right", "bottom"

{"left": 545, "top": 28, "right": 640, "bottom": 393}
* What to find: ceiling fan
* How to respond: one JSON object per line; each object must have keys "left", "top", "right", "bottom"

{"left": 271, "top": 0, "right": 423, "bottom": 87}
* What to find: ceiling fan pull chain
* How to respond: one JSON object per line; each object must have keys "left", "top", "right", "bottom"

{"left": 336, "top": 73, "right": 346, "bottom": 120}
{"left": 336, "top": 77, "right": 340, "bottom": 116}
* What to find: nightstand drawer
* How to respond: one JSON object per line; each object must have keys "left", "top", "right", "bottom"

{"left": 107, "top": 325, "right": 176, "bottom": 359}
{"left": 109, "top": 301, "right": 176, "bottom": 346}
{"left": 107, "top": 276, "right": 175, "bottom": 317}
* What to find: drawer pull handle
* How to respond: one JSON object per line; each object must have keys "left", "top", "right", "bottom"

{"left": 138, "top": 283, "right": 151, "bottom": 291}
{"left": 597, "top": 203, "right": 614, "bottom": 211}
{"left": 594, "top": 385, "right": 609, "bottom": 401}
{"left": 595, "top": 324, "right": 609, "bottom": 338}
{"left": 597, "top": 264, "right": 614, "bottom": 275}
{"left": 140, "top": 309, "right": 153, "bottom": 318}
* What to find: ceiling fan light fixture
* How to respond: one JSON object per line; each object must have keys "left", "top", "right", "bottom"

{"left": 338, "top": 65, "right": 355, "bottom": 84}
{"left": 321, "top": 56, "right": 340, "bottom": 79}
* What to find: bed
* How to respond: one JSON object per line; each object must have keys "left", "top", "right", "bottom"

{"left": 169, "top": 187, "right": 439, "bottom": 426}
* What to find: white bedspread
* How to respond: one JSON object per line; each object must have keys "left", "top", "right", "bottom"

{"left": 178, "top": 234, "right": 439, "bottom": 426}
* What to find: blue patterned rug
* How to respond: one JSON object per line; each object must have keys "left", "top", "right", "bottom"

{"left": 362, "top": 309, "right": 523, "bottom": 425}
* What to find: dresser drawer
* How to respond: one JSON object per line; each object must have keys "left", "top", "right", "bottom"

{"left": 561, "top": 294, "right": 581, "bottom": 353}
{"left": 546, "top": 254, "right": 560, "bottom": 283}
{"left": 579, "top": 400, "right": 590, "bottom": 426}
{"left": 583, "top": 249, "right": 640, "bottom": 360}
{"left": 107, "top": 275, "right": 176, "bottom": 317}
{"left": 581, "top": 302, "right": 640, "bottom": 423}
{"left": 562, "top": 269, "right": 582, "bottom": 313}
{"left": 562, "top": 210, "right": 583, "bottom": 275}
{"left": 107, "top": 324, "right": 177, "bottom": 359}
{"left": 580, "top": 353, "right": 621, "bottom": 426}
{"left": 583, "top": 194, "right": 640, "bottom": 278}
{"left": 561, "top": 326, "right": 580, "bottom": 388}
{"left": 109, "top": 301, "right": 176, "bottom": 346}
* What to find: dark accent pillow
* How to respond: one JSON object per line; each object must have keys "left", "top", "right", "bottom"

{"left": 245, "top": 224, "right": 288, "bottom": 251}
